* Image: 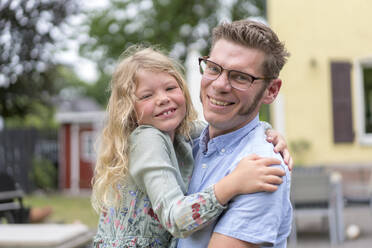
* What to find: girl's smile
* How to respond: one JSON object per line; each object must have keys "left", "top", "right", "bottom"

{"left": 155, "top": 107, "right": 176, "bottom": 117}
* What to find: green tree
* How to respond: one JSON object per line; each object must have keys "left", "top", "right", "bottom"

{"left": 81, "top": 0, "right": 266, "bottom": 106}
{"left": 0, "top": 0, "right": 79, "bottom": 125}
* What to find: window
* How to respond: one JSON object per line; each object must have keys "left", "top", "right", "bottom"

{"left": 81, "top": 131, "right": 96, "bottom": 162}
{"left": 363, "top": 67, "right": 372, "bottom": 134}
{"left": 356, "top": 59, "right": 372, "bottom": 144}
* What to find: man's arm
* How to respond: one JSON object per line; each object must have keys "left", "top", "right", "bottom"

{"left": 208, "top": 233, "right": 259, "bottom": 248}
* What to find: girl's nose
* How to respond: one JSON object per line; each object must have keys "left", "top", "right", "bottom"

{"left": 156, "top": 92, "right": 170, "bottom": 105}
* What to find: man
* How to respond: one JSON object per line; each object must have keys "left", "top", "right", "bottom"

{"left": 177, "top": 20, "right": 292, "bottom": 247}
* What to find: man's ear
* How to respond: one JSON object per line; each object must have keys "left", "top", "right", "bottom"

{"left": 262, "top": 79, "right": 282, "bottom": 104}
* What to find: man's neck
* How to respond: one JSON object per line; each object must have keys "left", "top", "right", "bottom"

{"left": 208, "top": 115, "right": 258, "bottom": 139}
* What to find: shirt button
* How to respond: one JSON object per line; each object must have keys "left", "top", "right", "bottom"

{"left": 221, "top": 148, "right": 225, "bottom": 153}
{"left": 202, "top": 163, "right": 207, "bottom": 169}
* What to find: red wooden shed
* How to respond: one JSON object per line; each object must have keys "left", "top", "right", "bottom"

{"left": 56, "top": 97, "right": 105, "bottom": 193}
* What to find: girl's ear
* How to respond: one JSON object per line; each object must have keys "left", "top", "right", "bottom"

{"left": 262, "top": 79, "right": 282, "bottom": 104}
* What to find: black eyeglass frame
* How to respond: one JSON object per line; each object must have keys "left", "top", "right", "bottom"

{"left": 198, "top": 56, "right": 275, "bottom": 90}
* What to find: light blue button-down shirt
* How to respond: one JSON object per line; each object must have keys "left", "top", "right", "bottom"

{"left": 177, "top": 115, "right": 292, "bottom": 248}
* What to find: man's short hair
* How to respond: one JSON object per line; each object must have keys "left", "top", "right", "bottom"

{"left": 212, "top": 19, "right": 289, "bottom": 79}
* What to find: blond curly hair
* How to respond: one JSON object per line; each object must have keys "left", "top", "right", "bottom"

{"left": 91, "top": 45, "right": 197, "bottom": 212}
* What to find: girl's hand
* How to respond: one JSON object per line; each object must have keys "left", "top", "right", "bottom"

{"left": 214, "top": 154, "right": 285, "bottom": 205}
{"left": 265, "top": 129, "right": 293, "bottom": 171}
{"left": 231, "top": 154, "right": 285, "bottom": 194}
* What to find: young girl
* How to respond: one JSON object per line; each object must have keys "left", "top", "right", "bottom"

{"left": 92, "top": 46, "right": 290, "bottom": 248}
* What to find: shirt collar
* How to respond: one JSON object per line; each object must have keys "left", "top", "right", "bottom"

{"left": 199, "top": 115, "right": 260, "bottom": 156}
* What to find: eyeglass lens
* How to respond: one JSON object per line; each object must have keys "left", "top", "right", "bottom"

{"left": 199, "top": 59, "right": 254, "bottom": 90}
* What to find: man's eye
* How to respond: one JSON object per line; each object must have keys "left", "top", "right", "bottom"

{"left": 206, "top": 65, "right": 220, "bottom": 74}
{"left": 231, "top": 73, "right": 251, "bottom": 83}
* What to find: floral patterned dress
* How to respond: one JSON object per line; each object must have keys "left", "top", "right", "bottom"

{"left": 93, "top": 125, "right": 226, "bottom": 248}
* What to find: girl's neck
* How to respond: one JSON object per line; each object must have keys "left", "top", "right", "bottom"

{"left": 167, "top": 131, "right": 175, "bottom": 142}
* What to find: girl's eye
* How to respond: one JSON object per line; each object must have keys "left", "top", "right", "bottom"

{"left": 166, "top": 86, "right": 177, "bottom": 91}
{"left": 139, "top": 94, "right": 151, "bottom": 100}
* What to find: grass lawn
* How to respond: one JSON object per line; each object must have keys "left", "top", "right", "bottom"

{"left": 24, "top": 193, "right": 99, "bottom": 229}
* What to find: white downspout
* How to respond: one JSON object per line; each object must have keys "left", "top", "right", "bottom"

{"left": 273, "top": 93, "right": 286, "bottom": 135}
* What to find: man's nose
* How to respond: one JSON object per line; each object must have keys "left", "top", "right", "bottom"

{"left": 211, "top": 71, "right": 232, "bottom": 92}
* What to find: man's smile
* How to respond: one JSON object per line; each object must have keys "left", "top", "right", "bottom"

{"left": 209, "top": 96, "right": 234, "bottom": 107}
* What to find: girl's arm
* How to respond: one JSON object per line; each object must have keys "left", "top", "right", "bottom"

{"left": 129, "top": 126, "right": 284, "bottom": 238}
{"left": 214, "top": 154, "right": 283, "bottom": 205}
{"left": 261, "top": 121, "right": 294, "bottom": 170}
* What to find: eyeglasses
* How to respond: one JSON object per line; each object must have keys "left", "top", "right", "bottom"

{"left": 198, "top": 56, "right": 275, "bottom": 91}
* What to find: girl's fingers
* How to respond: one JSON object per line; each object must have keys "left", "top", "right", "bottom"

{"left": 273, "top": 140, "right": 285, "bottom": 153}
{"left": 265, "top": 175, "right": 283, "bottom": 185}
{"left": 238, "top": 154, "right": 261, "bottom": 165}
{"left": 245, "top": 154, "right": 261, "bottom": 160}
{"left": 282, "top": 149, "right": 290, "bottom": 164}
{"left": 287, "top": 157, "right": 294, "bottom": 171}
{"left": 266, "top": 131, "right": 278, "bottom": 144}
{"left": 265, "top": 133, "right": 273, "bottom": 142}
{"left": 280, "top": 149, "right": 293, "bottom": 171}
{"left": 258, "top": 157, "right": 282, "bottom": 167}
{"left": 265, "top": 167, "right": 285, "bottom": 177}
{"left": 261, "top": 183, "right": 278, "bottom": 192}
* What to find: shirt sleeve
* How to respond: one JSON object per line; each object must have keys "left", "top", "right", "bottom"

{"left": 129, "top": 126, "right": 226, "bottom": 238}
{"left": 213, "top": 148, "right": 291, "bottom": 246}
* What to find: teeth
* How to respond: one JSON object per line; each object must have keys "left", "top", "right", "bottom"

{"left": 161, "top": 110, "right": 174, "bottom": 116}
{"left": 210, "top": 97, "right": 230, "bottom": 106}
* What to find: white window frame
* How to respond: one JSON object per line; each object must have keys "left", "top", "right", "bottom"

{"left": 355, "top": 57, "right": 372, "bottom": 145}
{"left": 80, "top": 130, "right": 96, "bottom": 162}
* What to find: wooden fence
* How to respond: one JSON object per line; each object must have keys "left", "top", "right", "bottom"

{"left": 0, "top": 128, "right": 58, "bottom": 193}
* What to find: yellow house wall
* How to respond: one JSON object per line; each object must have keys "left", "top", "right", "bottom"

{"left": 267, "top": 0, "right": 372, "bottom": 165}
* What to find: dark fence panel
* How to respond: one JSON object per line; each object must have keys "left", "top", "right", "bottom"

{"left": 0, "top": 128, "right": 58, "bottom": 193}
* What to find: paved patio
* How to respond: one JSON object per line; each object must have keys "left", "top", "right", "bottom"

{"left": 293, "top": 206, "right": 372, "bottom": 248}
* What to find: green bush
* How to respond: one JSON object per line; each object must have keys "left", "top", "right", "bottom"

{"left": 30, "top": 157, "right": 57, "bottom": 190}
